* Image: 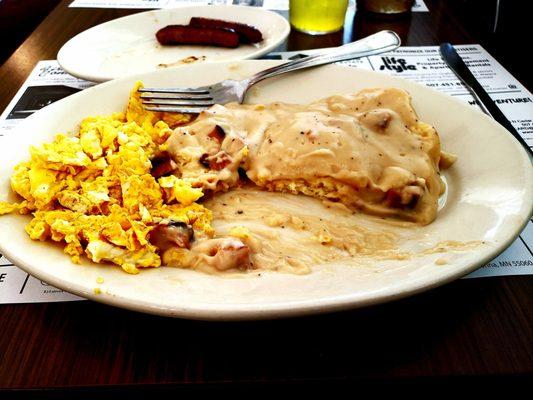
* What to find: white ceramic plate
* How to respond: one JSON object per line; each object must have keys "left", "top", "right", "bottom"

{"left": 0, "top": 61, "right": 531, "bottom": 320}
{"left": 57, "top": 5, "right": 290, "bottom": 82}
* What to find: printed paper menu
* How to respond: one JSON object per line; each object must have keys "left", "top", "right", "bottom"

{"left": 0, "top": 44, "right": 532, "bottom": 304}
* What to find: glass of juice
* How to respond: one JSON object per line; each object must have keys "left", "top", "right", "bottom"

{"left": 289, "top": 0, "right": 350, "bottom": 35}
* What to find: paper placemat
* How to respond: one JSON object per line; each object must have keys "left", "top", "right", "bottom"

{"left": 0, "top": 44, "right": 531, "bottom": 304}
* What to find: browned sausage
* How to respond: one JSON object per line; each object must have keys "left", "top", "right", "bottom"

{"left": 192, "top": 238, "right": 252, "bottom": 271}
{"left": 150, "top": 151, "right": 178, "bottom": 178}
{"left": 207, "top": 125, "right": 226, "bottom": 143}
{"left": 149, "top": 221, "right": 195, "bottom": 251}
{"left": 189, "top": 17, "right": 263, "bottom": 44}
{"left": 199, "top": 151, "right": 232, "bottom": 171}
{"left": 156, "top": 25, "right": 239, "bottom": 48}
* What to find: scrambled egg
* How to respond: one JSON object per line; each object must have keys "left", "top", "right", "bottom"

{"left": 0, "top": 82, "right": 211, "bottom": 274}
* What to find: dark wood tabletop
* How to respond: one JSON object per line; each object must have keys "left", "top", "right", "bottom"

{"left": 0, "top": 0, "right": 531, "bottom": 394}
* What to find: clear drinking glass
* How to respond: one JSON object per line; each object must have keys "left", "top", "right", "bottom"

{"left": 357, "top": 0, "right": 414, "bottom": 14}
{"left": 289, "top": 0, "right": 350, "bottom": 35}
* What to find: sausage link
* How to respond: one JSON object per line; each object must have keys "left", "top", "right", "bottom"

{"left": 189, "top": 17, "right": 263, "bottom": 44}
{"left": 156, "top": 25, "right": 240, "bottom": 48}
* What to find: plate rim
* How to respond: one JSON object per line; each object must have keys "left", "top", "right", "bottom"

{"left": 1, "top": 60, "right": 532, "bottom": 320}
{"left": 57, "top": 5, "right": 291, "bottom": 83}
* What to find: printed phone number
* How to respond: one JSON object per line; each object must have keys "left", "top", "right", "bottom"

{"left": 485, "top": 260, "right": 533, "bottom": 268}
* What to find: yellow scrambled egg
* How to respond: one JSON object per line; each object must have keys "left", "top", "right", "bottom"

{"left": 0, "top": 82, "right": 211, "bottom": 274}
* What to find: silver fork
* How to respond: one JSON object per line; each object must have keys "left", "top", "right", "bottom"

{"left": 140, "top": 30, "right": 401, "bottom": 114}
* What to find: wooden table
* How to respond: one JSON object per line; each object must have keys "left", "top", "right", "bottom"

{"left": 0, "top": 0, "right": 531, "bottom": 394}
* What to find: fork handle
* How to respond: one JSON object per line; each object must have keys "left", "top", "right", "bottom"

{"left": 247, "top": 30, "right": 401, "bottom": 87}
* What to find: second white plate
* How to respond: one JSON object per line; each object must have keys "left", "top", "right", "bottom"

{"left": 57, "top": 5, "right": 290, "bottom": 82}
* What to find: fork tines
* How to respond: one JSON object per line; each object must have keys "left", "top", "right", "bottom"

{"left": 139, "top": 87, "right": 214, "bottom": 113}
